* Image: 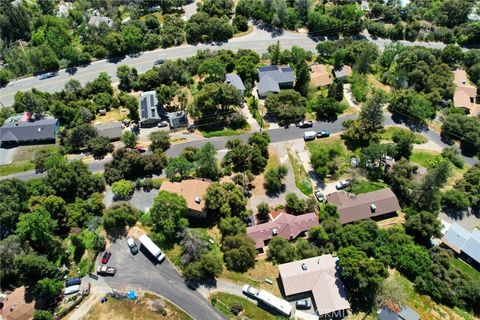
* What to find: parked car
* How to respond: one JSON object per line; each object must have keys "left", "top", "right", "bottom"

{"left": 64, "top": 285, "right": 81, "bottom": 295}
{"left": 316, "top": 130, "right": 330, "bottom": 138}
{"left": 314, "top": 189, "right": 325, "bottom": 202}
{"left": 157, "top": 121, "right": 169, "bottom": 128}
{"left": 65, "top": 277, "right": 81, "bottom": 287}
{"left": 97, "top": 266, "right": 116, "bottom": 276}
{"left": 350, "top": 157, "right": 359, "bottom": 167}
{"left": 297, "top": 120, "right": 313, "bottom": 128}
{"left": 101, "top": 251, "right": 111, "bottom": 264}
{"left": 154, "top": 58, "right": 165, "bottom": 65}
{"left": 127, "top": 237, "right": 138, "bottom": 255}
{"left": 296, "top": 299, "right": 311, "bottom": 309}
{"left": 242, "top": 285, "right": 259, "bottom": 298}
{"left": 38, "top": 72, "right": 57, "bottom": 80}
{"left": 303, "top": 131, "right": 316, "bottom": 141}
{"left": 335, "top": 179, "right": 351, "bottom": 190}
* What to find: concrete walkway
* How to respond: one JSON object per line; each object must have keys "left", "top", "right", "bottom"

{"left": 240, "top": 104, "right": 261, "bottom": 132}
{"left": 343, "top": 84, "right": 360, "bottom": 111}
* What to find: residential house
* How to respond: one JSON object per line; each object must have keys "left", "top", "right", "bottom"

{"left": 246, "top": 212, "right": 319, "bottom": 252}
{"left": 167, "top": 111, "right": 188, "bottom": 129}
{"left": 94, "top": 122, "right": 122, "bottom": 140}
{"left": 0, "top": 114, "right": 59, "bottom": 146}
{"left": 453, "top": 69, "right": 477, "bottom": 114}
{"left": 139, "top": 91, "right": 163, "bottom": 127}
{"left": 334, "top": 65, "right": 353, "bottom": 82}
{"left": 225, "top": 73, "right": 246, "bottom": 96}
{"left": 326, "top": 188, "right": 401, "bottom": 224}
{"left": 442, "top": 223, "right": 480, "bottom": 269}
{"left": 1, "top": 286, "right": 35, "bottom": 320}
{"left": 257, "top": 65, "right": 295, "bottom": 98}
{"left": 88, "top": 15, "right": 113, "bottom": 28}
{"left": 378, "top": 305, "right": 420, "bottom": 320}
{"left": 278, "top": 254, "right": 351, "bottom": 317}
{"left": 159, "top": 179, "right": 211, "bottom": 218}
{"left": 310, "top": 64, "right": 333, "bottom": 87}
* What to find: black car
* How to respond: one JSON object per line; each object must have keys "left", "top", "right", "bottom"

{"left": 65, "top": 277, "right": 81, "bottom": 287}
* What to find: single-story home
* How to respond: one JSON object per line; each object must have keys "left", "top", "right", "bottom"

{"left": 0, "top": 114, "right": 59, "bottom": 146}
{"left": 246, "top": 212, "right": 319, "bottom": 252}
{"left": 278, "top": 254, "right": 350, "bottom": 317}
{"left": 326, "top": 188, "right": 401, "bottom": 224}
{"left": 94, "top": 122, "right": 122, "bottom": 140}
{"left": 167, "top": 111, "right": 188, "bottom": 129}
{"left": 159, "top": 179, "right": 211, "bottom": 218}
{"left": 453, "top": 69, "right": 477, "bottom": 113}
{"left": 334, "top": 65, "right": 353, "bottom": 82}
{"left": 442, "top": 223, "right": 480, "bottom": 269}
{"left": 1, "top": 286, "right": 35, "bottom": 320}
{"left": 225, "top": 73, "right": 246, "bottom": 95}
{"left": 257, "top": 65, "right": 295, "bottom": 98}
{"left": 88, "top": 15, "right": 113, "bottom": 28}
{"left": 139, "top": 91, "right": 163, "bottom": 128}
{"left": 310, "top": 64, "right": 333, "bottom": 87}
{"left": 378, "top": 305, "right": 420, "bottom": 320}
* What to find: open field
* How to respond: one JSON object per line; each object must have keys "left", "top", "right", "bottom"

{"left": 210, "top": 292, "right": 277, "bottom": 320}
{"left": 381, "top": 127, "right": 428, "bottom": 144}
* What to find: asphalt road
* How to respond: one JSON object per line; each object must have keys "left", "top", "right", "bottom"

{"left": 102, "top": 237, "right": 225, "bottom": 320}
{"left": 0, "top": 27, "right": 453, "bottom": 107}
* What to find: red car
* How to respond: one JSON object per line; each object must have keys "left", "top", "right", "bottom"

{"left": 101, "top": 251, "right": 111, "bottom": 264}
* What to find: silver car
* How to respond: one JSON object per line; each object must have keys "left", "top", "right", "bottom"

{"left": 315, "top": 189, "right": 325, "bottom": 202}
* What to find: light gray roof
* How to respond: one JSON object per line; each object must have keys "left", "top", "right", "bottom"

{"left": 94, "top": 122, "right": 122, "bottom": 140}
{"left": 258, "top": 65, "right": 295, "bottom": 85}
{"left": 88, "top": 15, "right": 113, "bottom": 28}
{"left": 139, "top": 91, "right": 162, "bottom": 121}
{"left": 278, "top": 254, "right": 350, "bottom": 315}
{"left": 379, "top": 306, "right": 420, "bottom": 320}
{"left": 334, "top": 65, "right": 353, "bottom": 79}
{"left": 257, "top": 75, "right": 280, "bottom": 95}
{"left": 461, "top": 228, "right": 480, "bottom": 263}
{"left": 225, "top": 73, "right": 245, "bottom": 91}
{"left": 0, "top": 118, "right": 58, "bottom": 143}
{"left": 442, "top": 223, "right": 470, "bottom": 253}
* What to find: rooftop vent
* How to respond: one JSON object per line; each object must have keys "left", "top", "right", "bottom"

{"left": 227, "top": 80, "right": 231, "bottom": 84}
{"left": 370, "top": 203, "right": 377, "bottom": 213}
{"left": 272, "top": 228, "right": 278, "bottom": 236}
{"left": 462, "top": 80, "right": 467, "bottom": 85}
{"left": 194, "top": 196, "right": 201, "bottom": 204}
{"left": 301, "top": 263, "right": 308, "bottom": 271}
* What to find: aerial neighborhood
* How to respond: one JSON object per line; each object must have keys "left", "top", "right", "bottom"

{"left": 1, "top": 0, "right": 480, "bottom": 320}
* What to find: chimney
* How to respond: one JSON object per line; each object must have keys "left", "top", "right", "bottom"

{"left": 370, "top": 203, "right": 376, "bottom": 213}
{"left": 194, "top": 196, "right": 201, "bottom": 204}
{"left": 301, "top": 263, "right": 308, "bottom": 271}
{"left": 272, "top": 228, "right": 278, "bottom": 236}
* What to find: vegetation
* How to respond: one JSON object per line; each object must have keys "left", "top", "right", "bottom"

{"left": 287, "top": 150, "right": 312, "bottom": 195}
{"left": 211, "top": 292, "right": 276, "bottom": 320}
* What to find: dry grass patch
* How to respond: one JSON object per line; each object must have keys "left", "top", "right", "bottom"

{"left": 367, "top": 74, "right": 392, "bottom": 93}
{"left": 94, "top": 108, "right": 128, "bottom": 123}
{"left": 13, "top": 144, "right": 60, "bottom": 163}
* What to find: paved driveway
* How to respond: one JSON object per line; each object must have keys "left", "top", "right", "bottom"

{"left": 0, "top": 146, "right": 16, "bottom": 165}
{"left": 101, "top": 237, "right": 225, "bottom": 320}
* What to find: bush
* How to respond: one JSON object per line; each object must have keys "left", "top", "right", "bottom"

{"left": 231, "top": 303, "right": 243, "bottom": 315}
{"left": 34, "top": 310, "right": 54, "bottom": 320}
{"left": 441, "top": 147, "right": 464, "bottom": 168}
{"left": 233, "top": 15, "right": 248, "bottom": 32}
{"left": 103, "top": 203, "right": 141, "bottom": 229}
{"left": 263, "top": 165, "right": 288, "bottom": 193}
{"left": 139, "top": 212, "right": 153, "bottom": 226}
{"left": 111, "top": 179, "right": 134, "bottom": 200}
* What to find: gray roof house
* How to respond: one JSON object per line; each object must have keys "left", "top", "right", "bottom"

{"left": 0, "top": 115, "right": 59, "bottom": 146}
{"left": 442, "top": 223, "right": 480, "bottom": 268}
{"left": 88, "top": 15, "right": 113, "bottom": 28}
{"left": 257, "top": 65, "right": 295, "bottom": 98}
{"left": 225, "top": 73, "right": 246, "bottom": 95}
{"left": 139, "top": 91, "right": 163, "bottom": 127}
{"left": 378, "top": 306, "right": 420, "bottom": 320}
{"left": 167, "top": 111, "right": 188, "bottom": 129}
{"left": 334, "top": 65, "right": 353, "bottom": 82}
{"left": 94, "top": 122, "right": 122, "bottom": 140}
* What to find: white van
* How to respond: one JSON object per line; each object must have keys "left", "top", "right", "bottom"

{"left": 303, "top": 131, "right": 316, "bottom": 141}
{"left": 64, "top": 285, "right": 81, "bottom": 295}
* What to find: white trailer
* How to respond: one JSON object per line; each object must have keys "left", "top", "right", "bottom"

{"left": 139, "top": 234, "right": 166, "bottom": 263}
{"left": 256, "top": 289, "right": 292, "bottom": 317}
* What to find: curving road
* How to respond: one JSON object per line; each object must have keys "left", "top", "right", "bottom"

{"left": 0, "top": 26, "right": 452, "bottom": 107}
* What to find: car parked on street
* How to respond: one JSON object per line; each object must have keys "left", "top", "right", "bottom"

{"left": 101, "top": 251, "right": 112, "bottom": 264}
{"left": 38, "top": 72, "right": 57, "bottom": 80}
{"left": 297, "top": 120, "right": 313, "bottom": 128}
{"left": 314, "top": 189, "right": 325, "bottom": 202}
{"left": 242, "top": 285, "right": 259, "bottom": 298}
{"left": 304, "top": 131, "right": 316, "bottom": 141}
{"left": 154, "top": 58, "right": 165, "bottom": 65}
{"left": 316, "top": 130, "right": 330, "bottom": 138}
{"left": 127, "top": 237, "right": 138, "bottom": 255}
{"left": 335, "top": 179, "right": 351, "bottom": 190}
{"left": 296, "top": 299, "right": 311, "bottom": 309}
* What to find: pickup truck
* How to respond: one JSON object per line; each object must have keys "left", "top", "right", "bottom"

{"left": 97, "top": 266, "right": 116, "bottom": 276}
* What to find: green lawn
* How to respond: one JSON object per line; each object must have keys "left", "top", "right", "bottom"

{"left": 201, "top": 128, "right": 249, "bottom": 138}
{"left": 210, "top": 292, "right": 277, "bottom": 320}
{"left": 410, "top": 150, "right": 444, "bottom": 169}
{"left": 287, "top": 149, "right": 313, "bottom": 196}
{"left": 349, "top": 180, "right": 387, "bottom": 194}
{"left": 382, "top": 127, "right": 428, "bottom": 144}
{"left": 449, "top": 257, "right": 480, "bottom": 284}
{"left": 0, "top": 161, "right": 35, "bottom": 176}
{"left": 0, "top": 144, "right": 60, "bottom": 177}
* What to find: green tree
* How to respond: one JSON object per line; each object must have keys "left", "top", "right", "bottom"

{"left": 441, "top": 190, "right": 470, "bottom": 211}
{"left": 414, "top": 161, "right": 450, "bottom": 210}
{"left": 35, "top": 278, "right": 63, "bottom": 300}
{"left": 328, "top": 80, "right": 344, "bottom": 101}
{"left": 103, "top": 202, "right": 141, "bottom": 229}
{"left": 150, "top": 191, "right": 188, "bottom": 242}
{"left": 268, "top": 237, "right": 296, "bottom": 264}
{"left": 263, "top": 165, "right": 288, "bottom": 193}
{"left": 65, "top": 124, "right": 98, "bottom": 152}
{"left": 198, "top": 58, "right": 227, "bottom": 83}
{"left": 16, "top": 208, "right": 57, "bottom": 255}
{"left": 392, "top": 130, "right": 415, "bottom": 160}
{"left": 121, "top": 131, "right": 137, "bottom": 148}
{"left": 14, "top": 254, "right": 59, "bottom": 284}
{"left": 88, "top": 136, "right": 113, "bottom": 159}
{"left": 295, "top": 238, "right": 319, "bottom": 259}
{"left": 122, "top": 24, "right": 143, "bottom": 53}
{"left": 111, "top": 179, "right": 134, "bottom": 200}
{"left": 268, "top": 41, "right": 281, "bottom": 65}
{"left": 34, "top": 310, "right": 54, "bottom": 320}
{"left": 265, "top": 90, "right": 307, "bottom": 125}
{"left": 218, "top": 217, "right": 246, "bottom": 237}
{"left": 204, "top": 182, "right": 247, "bottom": 220}
{"left": 256, "top": 202, "right": 270, "bottom": 223}
{"left": 285, "top": 193, "right": 306, "bottom": 215}
{"left": 404, "top": 209, "right": 441, "bottom": 246}
{"left": 194, "top": 143, "right": 220, "bottom": 180}
{"left": 117, "top": 65, "right": 138, "bottom": 91}
{"left": 222, "top": 235, "right": 256, "bottom": 272}
{"left": 150, "top": 131, "right": 170, "bottom": 152}
{"left": 294, "top": 60, "right": 310, "bottom": 97}
{"left": 166, "top": 157, "right": 194, "bottom": 182}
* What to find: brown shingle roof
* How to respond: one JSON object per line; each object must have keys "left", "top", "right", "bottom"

{"left": 246, "top": 212, "right": 319, "bottom": 249}
{"left": 327, "top": 188, "right": 401, "bottom": 224}
{"left": 2, "top": 286, "right": 35, "bottom": 320}
{"left": 310, "top": 64, "right": 333, "bottom": 87}
{"left": 278, "top": 254, "right": 350, "bottom": 315}
{"left": 453, "top": 69, "right": 477, "bottom": 110}
{"left": 160, "top": 179, "right": 211, "bottom": 217}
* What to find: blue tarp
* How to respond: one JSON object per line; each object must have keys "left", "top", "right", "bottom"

{"left": 127, "top": 290, "right": 137, "bottom": 300}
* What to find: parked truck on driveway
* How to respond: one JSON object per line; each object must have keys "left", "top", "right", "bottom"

{"left": 139, "top": 234, "right": 166, "bottom": 263}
